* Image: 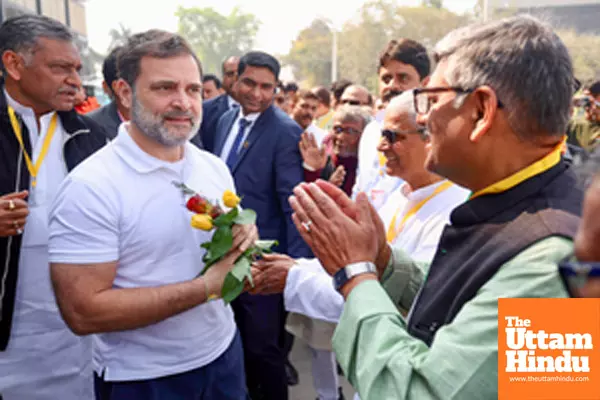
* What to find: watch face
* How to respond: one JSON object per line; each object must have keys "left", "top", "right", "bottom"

{"left": 334, "top": 268, "right": 349, "bottom": 291}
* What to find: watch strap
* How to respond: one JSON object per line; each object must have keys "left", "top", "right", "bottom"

{"left": 333, "top": 261, "right": 377, "bottom": 292}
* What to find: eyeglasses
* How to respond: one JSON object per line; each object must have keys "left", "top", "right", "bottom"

{"left": 332, "top": 125, "right": 362, "bottom": 135}
{"left": 340, "top": 99, "right": 363, "bottom": 106}
{"left": 558, "top": 256, "right": 600, "bottom": 297}
{"left": 413, "top": 87, "right": 474, "bottom": 115}
{"left": 413, "top": 86, "right": 504, "bottom": 115}
{"left": 381, "top": 128, "right": 427, "bottom": 143}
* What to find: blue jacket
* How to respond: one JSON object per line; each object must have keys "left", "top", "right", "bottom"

{"left": 213, "top": 105, "right": 312, "bottom": 258}
{"left": 192, "top": 94, "right": 230, "bottom": 151}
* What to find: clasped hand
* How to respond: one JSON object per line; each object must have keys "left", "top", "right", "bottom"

{"left": 288, "top": 181, "right": 385, "bottom": 276}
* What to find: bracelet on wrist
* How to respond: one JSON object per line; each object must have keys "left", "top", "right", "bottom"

{"left": 203, "top": 278, "right": 219, "bottom": 302}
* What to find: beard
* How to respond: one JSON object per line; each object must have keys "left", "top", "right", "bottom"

{"left": 131, "top": 95, "right": 200, "bottom": 147}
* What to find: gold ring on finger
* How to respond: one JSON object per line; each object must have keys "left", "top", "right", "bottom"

{"left": 12, "top": 220, "right": 19, "bottom": 228}
{"left": 8, "top": 200, "right": 15, "bottom": 211}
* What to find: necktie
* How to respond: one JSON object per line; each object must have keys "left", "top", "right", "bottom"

{"left": 226, "top": 118, "right": 250, "bottom": 169}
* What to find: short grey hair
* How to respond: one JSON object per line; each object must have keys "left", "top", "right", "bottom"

{"left": 333, "top": 104, "right": 372, "bottom": 131}
{"left": 434, "top": 15, "right": 575, "bottom": 139}
{"left": 0, "top": 15, "right": 73, "bottom": 74}
{"left": 118, "top": 30, "right": 202, "bottom": 88}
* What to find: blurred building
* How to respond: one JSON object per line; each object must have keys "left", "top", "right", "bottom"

{"left": 494, "top": 0, "right": 600, "bottom": 35}
{"left": 0, "top": 0, "right": 102, "bottom": 90}
{"left": 0, "top": 0, "right": 87, "bottom": 36}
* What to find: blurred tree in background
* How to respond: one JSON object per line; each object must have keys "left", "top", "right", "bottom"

{"left": 176, "top": 6, "right": 260, "bottom": 75}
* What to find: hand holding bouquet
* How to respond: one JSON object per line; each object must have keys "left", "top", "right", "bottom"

{"left": 174, "top": 182, "right": 277, "bottom": 303}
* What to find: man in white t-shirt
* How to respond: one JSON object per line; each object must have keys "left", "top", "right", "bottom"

{"left": 48, "top": 31, "right": 256, "bottom": 400}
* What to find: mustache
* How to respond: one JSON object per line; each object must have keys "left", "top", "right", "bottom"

{"left": 58, "top": 86, "right": 78, "bottom": 95}
{"left": 163, "top": 111, "right": 195, "bottom": 120}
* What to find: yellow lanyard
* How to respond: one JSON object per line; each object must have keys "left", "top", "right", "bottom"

{"left": 8, "top": 106, "right": 58, "bottom": 188}
{"left": 469, "top": 138, "right": 565, "bottom": 200}
{"left": 378, "top": 152, "right": 387, "bottom": 176}
{"left": 317, "top": 111, "right": 334, "bottom": 130}
{"left": 386, "top": 181, "right": 454, "bottom": 243}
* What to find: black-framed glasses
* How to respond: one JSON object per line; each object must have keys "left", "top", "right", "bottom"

{"left": 340, "top": 99, "right": 363, "bottom": 106}
{"left": 332, "top": 125, "right": 362, "bottom": 135}
{"left": 381, "top": 127, "right": 427, "bottom": 143}
{"left": 558, "top": 255, "right": 600, "bottom": 298}
{"left": 413, "top": 86, "right": 504, "bottom": 115}
{"left": 413, "top": 87, "right": 474, "bottom": 115}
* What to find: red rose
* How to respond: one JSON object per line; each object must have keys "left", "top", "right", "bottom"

{"left": 210, "top": 204, "right": 224, "bottom": 219}
{"left": 186, "top": 195, "right": 211, "bottom": 214}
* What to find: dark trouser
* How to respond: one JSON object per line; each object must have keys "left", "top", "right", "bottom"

{"left": 232, "top": 292, "right": 288, "bottom": 400}
{"left": 94, "top": 330, "right": 247, "bottom": 400}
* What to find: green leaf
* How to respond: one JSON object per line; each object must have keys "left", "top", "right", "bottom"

{"left": 213, "top": 208, "right": 239, "bottom": 227}
{"left": 231, "top": 256, "right": 251, "bottom": 281}
{"left": 172, "top": 181, "right": 196, "bottom": 196}
{"left": 208, "top": 225, "right": 233, "bottom": 262}
{"left": 234, "top": 209, "right": 257, "bottom": 225}
{"left": 221, "top": 273, "right": 245, "bottom": 304}
{"left": 255, "top": 240, "right": 278, "bottom": 252}
{"left": 245, "top": 265, "right": 254, "bottom": 287}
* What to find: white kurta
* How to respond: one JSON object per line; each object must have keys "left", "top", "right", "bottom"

{"left": 0, "top": 92, "right": 93, "bottom": 399}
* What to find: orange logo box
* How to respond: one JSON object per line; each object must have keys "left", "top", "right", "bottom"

{"left": 498, "top": 298, "right": 600, "bottom": 400}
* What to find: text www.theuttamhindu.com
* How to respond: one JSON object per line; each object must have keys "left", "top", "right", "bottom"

{"left": 508, "top": 376, "right": 590, "bottom": 383}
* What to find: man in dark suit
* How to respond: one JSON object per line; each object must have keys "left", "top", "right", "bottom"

{"left": 211, "top": 51, "right": 311, "bottom": 400}
{"left": 192, "top": 56, "right": 240, "bottom": 151}
{"left": 87, "top": 46, "right": 129, "bottom": 139}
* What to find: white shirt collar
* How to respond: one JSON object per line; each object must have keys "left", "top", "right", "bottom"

{"left": 236, "top": 108, "right": 261, "bottom": 123}
{"left": 113, "top": 123, "right": 188, "bottom": 174}
{"left": 227, "top": 95, "right": 239, "bottom": 109}
{"left": 4, "top": 88, "right": 35, "bottom": 117}
{"left": 401, "top": 179, "right": 449, "bottom": 202}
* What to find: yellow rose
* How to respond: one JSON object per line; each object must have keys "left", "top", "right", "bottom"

{"left": 191, "top": 214, "right": 213, "bottom": 231}
{"left": 222, "top": 190, "right": 241, "bottom": 208}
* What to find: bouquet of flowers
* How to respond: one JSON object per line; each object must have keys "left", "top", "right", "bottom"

{"left": 173, "top": 182, "right": 277, "bottom": 303}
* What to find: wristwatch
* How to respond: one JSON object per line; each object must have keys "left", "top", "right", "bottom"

{"left": 333, "top": 262, "right": 377, "bottom": 292}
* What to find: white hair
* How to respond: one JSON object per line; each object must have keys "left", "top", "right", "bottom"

{"left": 387, "top": 90, "right": 418, "bottom": 127}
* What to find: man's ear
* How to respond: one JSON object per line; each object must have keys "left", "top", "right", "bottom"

{"left": 115, "top": 79, "right": 133, "bottom": 110}
{"left": 469, "top": 85, "right": 498, "bottom": 143}
{"left": 2, "top": 50, "right": 25, "bottom": 81}
{"left": 420, "top": 75, "right": 430, "bottom": 87}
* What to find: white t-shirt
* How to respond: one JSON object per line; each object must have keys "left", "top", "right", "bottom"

{"left": 284, "top": 180, "right": 470, "bottom": 322}
{"left": 48, "top": 124, "right": 237, "bottom": 382}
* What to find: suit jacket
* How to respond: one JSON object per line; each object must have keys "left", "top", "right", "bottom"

{"left": 193, "top": 94, "right": 231, "bottom": 151}
{"left": 213, "top": 105, "right": 312, "bottom": 258}
{"left": 87, "top": 101, "right": 122, "bottom": 139}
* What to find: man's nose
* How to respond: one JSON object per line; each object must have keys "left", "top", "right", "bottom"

{"left": 171, "top": 89, "right": 191, "bottom": 110}
{"left": 66, "top": 70, "right": 82, "bottom": 89}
